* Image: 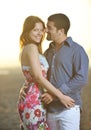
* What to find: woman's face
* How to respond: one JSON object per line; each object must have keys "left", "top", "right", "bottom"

{"left": 29, "top": 22, "right": 45, "bottom": 43}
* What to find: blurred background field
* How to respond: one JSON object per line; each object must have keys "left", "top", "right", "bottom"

{"left": 0, "top": 66, "right": 91, "bottom": 130}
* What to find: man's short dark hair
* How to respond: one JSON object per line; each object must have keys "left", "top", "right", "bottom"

{"left": 48, "top": 13, "right": 70, "bottom": 34}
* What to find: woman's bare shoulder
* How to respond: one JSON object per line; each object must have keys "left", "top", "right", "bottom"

{"left": 24, "top": 44, "right": 37, "bottom": 51}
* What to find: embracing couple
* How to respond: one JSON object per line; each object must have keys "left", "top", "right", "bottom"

{"left": 17, "top": 13, "right": 89, "bottom": 130}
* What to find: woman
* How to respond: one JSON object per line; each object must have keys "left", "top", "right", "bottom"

{"left": 17, "top": 15, "right": 75, "bottom": 130}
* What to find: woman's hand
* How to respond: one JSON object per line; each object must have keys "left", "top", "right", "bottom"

{"left": 59, "top": 95, "right": 75, "bottom": 108}
{"left": 41, "top": 92, "right": 75, "bottom": 108}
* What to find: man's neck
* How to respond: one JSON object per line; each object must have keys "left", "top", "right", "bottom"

{"left": 55, "top": 35, "right": 67, "bottom": 49}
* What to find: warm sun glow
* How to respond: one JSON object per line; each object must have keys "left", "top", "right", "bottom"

{"left": 0, "top": 0, "right": 91, "bottom": 68}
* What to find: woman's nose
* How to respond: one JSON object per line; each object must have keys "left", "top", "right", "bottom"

{"left": 38, "top": 30, "right": 43, "bottom": 35}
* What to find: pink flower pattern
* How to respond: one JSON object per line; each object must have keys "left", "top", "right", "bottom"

{"left": 18, "top": 54, "right": 50, "bottom": 130}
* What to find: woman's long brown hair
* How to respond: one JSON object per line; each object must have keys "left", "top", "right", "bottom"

{"left": 20, "top": 16, "right": 45, "bottom": 54}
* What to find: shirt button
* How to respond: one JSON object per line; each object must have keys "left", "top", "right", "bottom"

{"left": 52, "top": 65, "right": 54, "bottom": 68}
{"left": 53, "top": 55, "right": 55, "bottom": 58}
{"left": 50, "top": 75, "right": 53, "bottom": 79}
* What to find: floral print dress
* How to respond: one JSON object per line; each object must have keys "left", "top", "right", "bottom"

{"left": 18, "top": 54, "right": 50, "bottom": 130}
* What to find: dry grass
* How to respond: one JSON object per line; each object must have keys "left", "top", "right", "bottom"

{"left": 0, "top": 67, "right": 91, "bottom": 130}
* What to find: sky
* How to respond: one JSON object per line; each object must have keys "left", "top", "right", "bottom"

{"left": 0, "top": 0, "right": 91, "bottom": 68}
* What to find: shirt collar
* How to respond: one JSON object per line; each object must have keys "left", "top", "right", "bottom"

{"left": 65, "top": 37, "right": 73, "bottom": 46}
{"left": 49, "top": 37, "right": 73, "bottom": 49}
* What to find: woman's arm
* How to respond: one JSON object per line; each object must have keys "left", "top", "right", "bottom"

{"left": 22, "top": 44, "right": 75, "bottom": 108}
{"left": 26, "top": 44, "right": 60, "bottom": 96}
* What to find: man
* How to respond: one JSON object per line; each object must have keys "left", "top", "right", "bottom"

{"left": 41, "top": 13, "right": 89, "bottom": 130}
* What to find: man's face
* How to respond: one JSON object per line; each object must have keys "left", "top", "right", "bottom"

{"left": 46, "top": 21, "right": 59, "bottom": 41}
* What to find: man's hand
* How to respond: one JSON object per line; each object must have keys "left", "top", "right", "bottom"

{"left": 41, "top": 93, "right": 54, "bottom": 104}
{"left": 18, "top": 85, "right": 27, "bottom": 102}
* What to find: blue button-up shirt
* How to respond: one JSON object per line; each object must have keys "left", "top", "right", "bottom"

{"left": 44, "top": 37, "right": 89, "bottom": 113}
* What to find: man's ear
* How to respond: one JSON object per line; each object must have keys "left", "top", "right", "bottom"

{"left": 58, "top": 28, "right": 64, "bottom": 35}
{"left": 60, "top": 28, "right": 65, "bottom": 33}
